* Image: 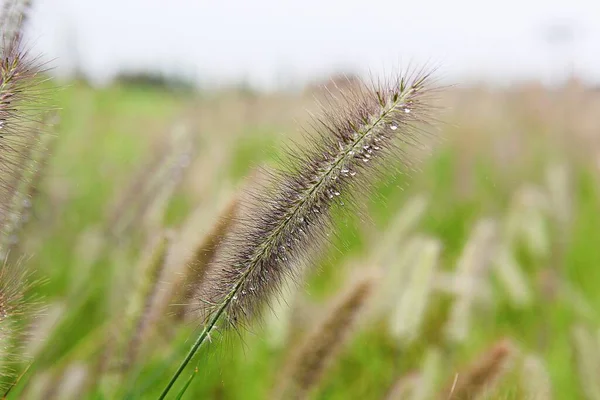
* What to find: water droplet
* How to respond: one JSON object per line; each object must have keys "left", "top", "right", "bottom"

{"left": 232, "top": 295, "right": 238, "bottom": 300}
{"left": 404, "top": 108, "right": 411, "bottom": 113}
{"left": 362, "top": 158, "right": 369, "bottom": 163}
{"left": 390, "top": 124, "right": 398, "bottom": 130}
{"left": 334, "top": 191, "right": 340, "bottom": 196}
{"left": 350, "top": 171, "right": 357, "bottom": 176}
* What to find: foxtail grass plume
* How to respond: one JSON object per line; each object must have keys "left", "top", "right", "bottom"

{"left": 505, "top": 185, "right": 550, "bottom": 260}
{"left": 195, "top": 71, "right": 436, "bottom": 326}
{"left": 391, "top": 236, "right": 441, "bottom": 343}
{"left": 375, "top": 236, "right": 427, "bottom": 315}
{"left": 0, "top": 256, "right": 36, "bottom": 391}
{"left": 106, "top": 124, "right": 193, "bottom": 240}
{"left": 445, "top": 218, "right": 496, "bottom": 343}
{"left": 520, "top": 354, "right": 552, "bottom": 400}
{"left": 273, "top": 274, "right": 375, "bottom": 400}
{"left": 492, "top": 244, "right": 532, "bottom": 308}
{"left": 544, "top": 163, "right": 571, "bottom": 227}
{"left": 571, "top": 325, "right": 600, "bottom": 400}
{"left": 440, "top": 338, "right": 515, "bottom": 400}
{"left": 119, "top": 231, "right": 169, "bottom": 371}
{"left": 371, "top": 194, "right": 429, "bottom": 266}
{"left": 0, "top": 34, "right": 50, "bottom": 253}
{"left": 53, "top": 362, "right": 89, "bottom": 400}
{"left": 160, "top": 70, "right": 438, "bottom": 398}
{"left": 385, "top": 371, "right": 420, "bottom": 400}
{"left": 411, "top": 347, "right": 443, "bottom": 400}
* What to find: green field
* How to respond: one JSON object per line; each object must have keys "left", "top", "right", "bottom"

{"left": 5, "top": 78, "right": 600, "bottom": 399}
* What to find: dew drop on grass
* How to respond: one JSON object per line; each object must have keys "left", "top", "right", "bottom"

{"left": 390, "top": 124, "right": 398, "bottom": 130}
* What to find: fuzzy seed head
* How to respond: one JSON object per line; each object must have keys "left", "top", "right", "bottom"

{"left": 194, "top": 70, "right": 437, "bottom": 330}
{"left": 0, "top": 36, "right": 49, "bottom": 247}
{"left": 442, "top": 339, "right": 515, "bottom": 400}
{"left": 274, "top": 276, "right": 375, "bottom": 400}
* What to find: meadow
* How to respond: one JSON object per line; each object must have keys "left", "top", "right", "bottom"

{"left": 0, "top": 71, "right": 597, "bottom": 400}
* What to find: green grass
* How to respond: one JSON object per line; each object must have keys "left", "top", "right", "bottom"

{"left": 7, "top": 81, "right": 600, "bottom": 399}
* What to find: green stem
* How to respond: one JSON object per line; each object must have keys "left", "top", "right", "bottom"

{"left": 157, "top": 300, "right": 226, "bottom": 400}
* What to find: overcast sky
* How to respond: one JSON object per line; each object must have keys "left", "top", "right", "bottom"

{"left": 24, "top": 0, "right": 600, "bottom": 88}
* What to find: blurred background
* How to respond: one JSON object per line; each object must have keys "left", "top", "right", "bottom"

{"left": 26, "top": 0, "right": 600, "bottom": 88}
{"left": 4, "top": 0, "right": 600, "bottom": 399}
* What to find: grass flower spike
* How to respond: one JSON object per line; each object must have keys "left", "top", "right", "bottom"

{"left": 159, "top": 70, "right": 437, "bottom": 397}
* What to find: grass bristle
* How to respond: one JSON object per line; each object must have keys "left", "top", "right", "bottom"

{"left": 193, "top": 70, "right": 437, "bottom": 329}
{"left": 0, "top": 36, "right": 50, "bottom": 252}
{"left": 0, "top": 256, "right": 37, "bottom": 392}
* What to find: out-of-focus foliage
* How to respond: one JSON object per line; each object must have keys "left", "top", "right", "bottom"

{"left": 5, "top": 78, "right": 600, "bottom": 399}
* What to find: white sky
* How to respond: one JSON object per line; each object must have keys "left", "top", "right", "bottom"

{"left": 24, "top": 0, "right": 600, "bottom": 88}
